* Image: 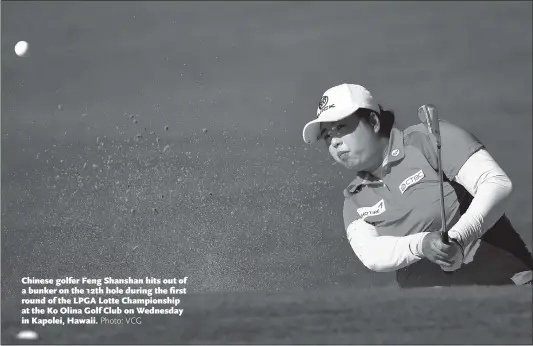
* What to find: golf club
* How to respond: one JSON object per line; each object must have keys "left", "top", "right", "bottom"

{"left": 417, "top": 104, "right": 449, "bottom": 244}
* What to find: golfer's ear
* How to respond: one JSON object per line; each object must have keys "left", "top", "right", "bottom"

{"left": 370, "top": 112, "right": 380, "bottom": 133}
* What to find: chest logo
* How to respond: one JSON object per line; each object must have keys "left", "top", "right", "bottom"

{"left": 357, "top": 199, "right": 386, "bottom": 220}
{"left": 399, "top": 169, "right": 425, "bottom": 194}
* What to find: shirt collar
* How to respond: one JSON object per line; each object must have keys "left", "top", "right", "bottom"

{"left": 344, "top": 128, "right": 405, "bottom": 195}
{"left": 383, "top": 127, "right": 405, "bottom": 165}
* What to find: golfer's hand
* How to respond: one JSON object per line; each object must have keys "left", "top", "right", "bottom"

{"left": 422, "top": 232, "right": 463, "bottom": 271}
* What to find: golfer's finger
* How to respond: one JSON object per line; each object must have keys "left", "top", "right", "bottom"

{"left": 434, "top": 240, "right": 453, "bottom": 251}
{"left": 431, "top": 243, "right": 450, "bottom": 259}
{"left": 435, "top": 259, "right": 454, "bottom": 268}
{"left": 430, "top": 248, "right": 454, "bottom": 264}
{"left": 439, "top": 244, "right": 457, "bottom": 256}
{"left": 434, "top": 255, "right": 453, "bottom": 266}
{"left": 443, "top": 243, "right": 462, "bottom": 258}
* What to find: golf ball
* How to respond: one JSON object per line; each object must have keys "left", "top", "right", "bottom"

{"left": 16, "top": 330, "right": 38, "bottom": 340}
{"left": 14, "top": 41, "right": 30, "bottom": 57}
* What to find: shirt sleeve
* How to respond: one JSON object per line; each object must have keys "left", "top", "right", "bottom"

{"left": 408, "top": 120, "right": 485, "bottom": 180}
{"left": 344, "top": 199, "right": 428, "bottom": 272}
{"left": 346, "top": 219, "right": 428, "bottom": 272}
{"left": 437, "top": 120, "right": 485, "bottom": 179}
{"left": 343, "top": 196, "right": 360, "bottom": 230}
{"left": 448, "top": 149, "right": 513, "bottom": 256}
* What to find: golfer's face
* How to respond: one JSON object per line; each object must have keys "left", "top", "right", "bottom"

{"left": 321, "top": 115, "right": 379, "bottom": 171}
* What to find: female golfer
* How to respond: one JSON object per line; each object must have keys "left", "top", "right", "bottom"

{"left": 303, "top": 83, "right": 533, "bottom": 287}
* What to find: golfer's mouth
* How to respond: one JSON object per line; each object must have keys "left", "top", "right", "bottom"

{"left": 337, "top": 151, "right": 350, "bottom": 159}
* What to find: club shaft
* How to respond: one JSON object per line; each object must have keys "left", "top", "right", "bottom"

{"left": 419, "top": 105, "right": 449, "bottom": 244}
{"left": 436, "top": 143, "right": 449, "bottom": 244}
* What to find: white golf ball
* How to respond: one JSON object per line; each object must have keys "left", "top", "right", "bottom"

{"left": 16, "top": 330, "right": 39, "bottom": 340}
{"left": 14, "top": 41, "right": 30, "bottom": 57}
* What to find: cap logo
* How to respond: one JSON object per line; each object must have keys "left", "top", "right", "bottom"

{"left": 317, "top": 95, "right": 336, "bottom": 117}
{"left": 391, "top": 149, "right": 400, "bottom": 157}
{"left": 319, "top": 96, "right": 329, "bottom": 110}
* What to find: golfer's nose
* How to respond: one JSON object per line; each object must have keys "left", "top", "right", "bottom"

{"left": 331, "top": 137, "right": 342, "bottom": 148}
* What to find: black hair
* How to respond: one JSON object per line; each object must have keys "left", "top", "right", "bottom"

{"left": 355, "top": 104, "right": 395, "bottom": 138}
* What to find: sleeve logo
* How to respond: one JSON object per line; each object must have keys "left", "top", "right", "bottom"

{"left": 356, "top": 199, "right": 386, "bottom": 220}
{"left": 399, "top": 169, "right": 425, "bottom": 194}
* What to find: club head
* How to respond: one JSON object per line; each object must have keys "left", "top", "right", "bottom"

{"left": 418, "top": 104, "right": 441, "bottom": 143}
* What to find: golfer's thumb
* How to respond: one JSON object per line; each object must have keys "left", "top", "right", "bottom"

{"left": 440, "top": 251, "right": 463, "bottom": 272}
{"left": 441, "top": 261, "right": 462, "bottom": 272}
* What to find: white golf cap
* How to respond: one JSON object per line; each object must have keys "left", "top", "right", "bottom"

{"left": 302, "top": 84, "right": 380, "bottom": 144}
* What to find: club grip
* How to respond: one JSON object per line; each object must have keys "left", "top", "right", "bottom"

{"left": 441, "top": 230, "right": 450, "bottom": 244}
